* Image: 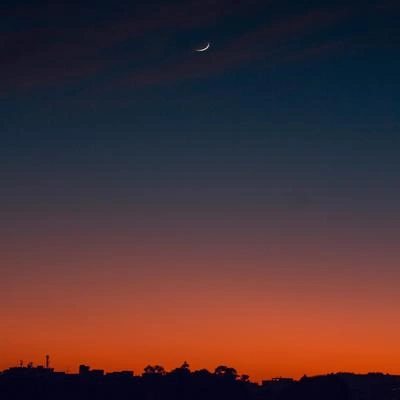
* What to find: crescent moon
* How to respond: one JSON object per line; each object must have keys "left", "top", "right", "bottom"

{"left": 195, "top": 42, "right": 210, "bottom": 52}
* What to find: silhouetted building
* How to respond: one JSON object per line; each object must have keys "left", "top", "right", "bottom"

{"left": 91, "top": 369, "right": 105, "bottom": 377}
{"left": 262, "top": 377, "right": 294, "bottom": 395}
{"left": 79, "top": 365, "right": 90, "bottom": 375}
{"left": 262, "top": 377, "right": 294, "bottom": 386}
{"left": 2, "top": 365, "right": 54, "bottom": 377}
{"left": 106, "top": 371, "right": 134, "bottom": 378}
{"left": 79, "top": 364, "right": 104, "bottom": 378}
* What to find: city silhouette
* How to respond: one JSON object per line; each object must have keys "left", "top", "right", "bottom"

{"left": 1, "top": 357, "right": 400, "bottom": 400}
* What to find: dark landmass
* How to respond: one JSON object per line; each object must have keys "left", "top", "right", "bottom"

{"left": 1, "top": 362, "right": 399, "bottom": 400}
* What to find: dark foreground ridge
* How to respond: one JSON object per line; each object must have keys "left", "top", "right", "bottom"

{"left": 1, "top": 362, "right": 400, "bottom": 400}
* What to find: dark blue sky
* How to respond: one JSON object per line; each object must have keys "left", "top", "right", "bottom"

{"left": 1, "top": 0, "right": 399, "bottom": 215}
{"left": 1, "top": 0, "right": 399, "bottom": 243}
{"left": 1, "top": 1, "right": 399, "bottom": 217}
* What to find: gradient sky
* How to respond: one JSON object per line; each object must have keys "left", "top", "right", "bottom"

{"left": 1, "top": 0, "right": 400, "bottom": 381}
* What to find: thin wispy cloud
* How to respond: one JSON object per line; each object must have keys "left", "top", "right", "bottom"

{"left": 117, "top": 8, "right": 350, "bottom": 87}
{"left": 0, "top": 0, "right": 398, "bottom": 95}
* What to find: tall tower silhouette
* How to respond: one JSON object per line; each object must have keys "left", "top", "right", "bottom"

{"left": 46, "top": 355, "right": 50, "bottom": 369}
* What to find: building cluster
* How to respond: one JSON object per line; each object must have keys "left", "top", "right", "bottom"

{"left": 0, "top": 356, "right": 133, "bottom": 380}
{"left": 78, "top": 364, "right": 133, "bottom": 379}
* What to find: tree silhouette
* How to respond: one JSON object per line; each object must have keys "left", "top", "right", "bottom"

{"left": 143, "top": 365, "right": 155, "bottom": 375}
{"left": 169, "top": 361, "right": 191, "bottom": 378}
{"left": 214, "top": 365, "right": 238, "bottom": 380}
{"left": 180, "top": 361, "right": 190, "bottom": 370}
{"left": 154, "top": 365, "right": 165, "bottom": 375}
{"left": 143, "top": 364, "right": 165, "bottom": 375}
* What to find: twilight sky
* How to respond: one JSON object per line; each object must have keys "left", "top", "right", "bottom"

{"left": 1, "top": 0, "right": 400, "bottom": 381}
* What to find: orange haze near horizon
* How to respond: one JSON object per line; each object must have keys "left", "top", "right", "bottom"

{"left": 1, "top": 215, "right": 400, "bottom": 382}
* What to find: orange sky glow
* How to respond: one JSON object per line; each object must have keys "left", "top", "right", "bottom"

{"left": 2, "top": 220, "right": 399, "bottom": 382}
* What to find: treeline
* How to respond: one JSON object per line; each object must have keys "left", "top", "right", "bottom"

{"left": 1, "top": 362, "right": 400, "bottom": 400}
{"left": 1, "top": 363, "right": 253, "bottom": 400}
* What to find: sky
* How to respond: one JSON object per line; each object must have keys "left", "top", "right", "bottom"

{"left": 1, "top": 0, "right": 400, "bottom": 381}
